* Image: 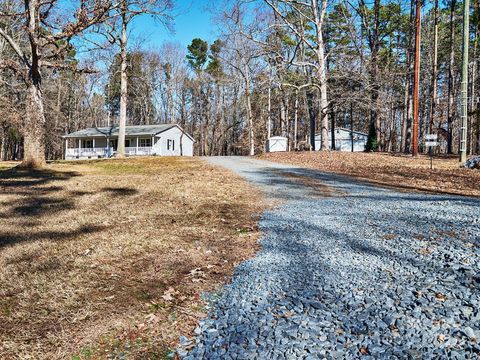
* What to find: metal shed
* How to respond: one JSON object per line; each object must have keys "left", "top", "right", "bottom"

{"left": 315, "top": 128, "right": 368, "bottom": 152}
{"left": 266, "top": 136, "right": 288, "bottom": 153}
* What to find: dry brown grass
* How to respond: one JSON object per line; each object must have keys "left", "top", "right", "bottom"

{"left": 261, "top": 152, "right": 480, "bottom": 197}
{"left": 0, "top": 157, "right": 264, "bottom": 359}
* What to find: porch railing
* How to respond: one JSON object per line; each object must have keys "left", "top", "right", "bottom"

{"left": 66, "top": 147, "right": 153, "bottom": 158}
{"left": 66, "top": 148, "right": 108, "bottom": 157}
{"left": 125, "top": 147, "right": 153, "bottom": 156}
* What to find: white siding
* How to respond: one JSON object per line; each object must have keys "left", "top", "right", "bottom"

{"left": 315, "top": 129, "right": 367, "bottom": 152}
{"left": 153, "top": 126, "right": 194, "bottom": 156}
{"left": 267, "top": 137, "right": 288, "bottom": 152}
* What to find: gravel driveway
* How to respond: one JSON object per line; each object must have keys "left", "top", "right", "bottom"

{"left": 180, "top": 157, "right": 480, "bottom": 359}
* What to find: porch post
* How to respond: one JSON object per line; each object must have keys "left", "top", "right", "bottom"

{"left": 136, "top": 136, "right": 139, "bottom": 155}
{"left": 78, "top": 139, "right": 81, "bottom": 150}
{"left": 92, "top": 138, "right": 96, "bottom": 150}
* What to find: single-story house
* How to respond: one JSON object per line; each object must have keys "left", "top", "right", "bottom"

{"left": 315, "top": 128, "right": 368, "bottom": 152}
{"left": 266, "top": 136, "right": 288, "bottom": 152}
{"left": 63, "top": 124, "right": 194, "bottom": 160}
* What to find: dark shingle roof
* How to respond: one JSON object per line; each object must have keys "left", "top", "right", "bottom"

{"left": 63, "top": 124, "right": 176, "bottom": 138}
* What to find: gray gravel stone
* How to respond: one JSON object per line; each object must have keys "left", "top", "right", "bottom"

{"left": 179, "top": 157, "right": 480, "bottom": 359}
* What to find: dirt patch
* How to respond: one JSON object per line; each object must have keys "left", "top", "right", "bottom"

{"left": 274, "top": 170, "right": 346, "bottom": 197}
{"left": 261, "top": 152, "right": 480, "bottom": 197}
{"left": 0, "top": 157, "right": 264, "bottom": 359}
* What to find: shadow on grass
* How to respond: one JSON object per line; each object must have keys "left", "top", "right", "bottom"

{"left": 0, "top": 224, "right": 109, "bottom": 250}
{"left": 0, "top": 166, "right": 139, "bottom": 249}
{"left": 103, "top": 187, "right": 139, "bottom": 197}
{"left": 0, "top": 167, "right": 80, "bottom": 189}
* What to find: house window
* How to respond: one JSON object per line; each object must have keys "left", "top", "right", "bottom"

{"left": 125, "top": 139, "right": 131, "bottom": 147}
{"left": 167, "top": 139, "right": 175, "bottom": 151}
{"left": 139, "top": 138, "right": 152, "bottom": 147}
{"left": 83, "top": 140, "right": 93, "bottom": 148}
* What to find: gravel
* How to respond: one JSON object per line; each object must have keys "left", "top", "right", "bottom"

{"left": 464, "top": 156, "right": 480, "bottom": 170}
{"left": 180, "top": 157, "right": 480, "bottom": 359}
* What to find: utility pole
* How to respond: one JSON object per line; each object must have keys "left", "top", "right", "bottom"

{"left": 460, "top": 0, "right": 470, "bottom": 163}
{"left": 429, "top": 0, "right": 439, "bottom": 134}
{"left": 412, "top": 0, "right": 421, "bottom": 157}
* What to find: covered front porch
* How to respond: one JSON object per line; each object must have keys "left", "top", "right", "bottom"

{"left": 65, "top": 136, "right": 155, "bottom": 159}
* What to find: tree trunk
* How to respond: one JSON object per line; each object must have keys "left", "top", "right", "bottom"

{"left": 331, "top": 105, "right": 336, "bottom": 150}
{"left": 117, "top": 10, "right": 128, "bottom": 157}
{"left": 370, "top": 0, "right": 381, "bottom": 150}
{"left": 469, "top": 35, "right": 476, "bottom": 154}
{"left": 18, "top": 0, "right": 46, "bottom": 168}
{"left": 22, "top": 83, "right": 46, "bottom": 168}
{"left": 475, "top": 0, "right": 480, "bottom": 154}
{"left": 307, "top": 90, "right": 317, "bottom": 151}
{"left": 401, "top": 76, "right": 410, "bottom": 152}
{"left": 203, "top": 86, "right": 210, "bottom": 156}
{"left": 244, "top": 64, "right": 255, "bottom": 156}
{"left": 294, "top": 90, "right": 299, "bottom": 150}
{"left": 280, "top": 92, "right": 286, "bottom": 136}
{"left": 312, "top": 0, "right": 329, "bottom": 151}
{"left": 447, "top": 0, "right": 456, "bottom": 154}
{"left": 267, "top": 86, "right": 272, "bottom": 138}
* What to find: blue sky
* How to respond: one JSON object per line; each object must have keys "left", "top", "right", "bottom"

{"left": 130, "top": 0, "right": 218, "bottom": 51}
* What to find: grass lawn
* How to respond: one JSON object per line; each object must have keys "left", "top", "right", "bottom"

{"left": 0, "top": 157, "right": 263, "bottom": 359}
{"left": 261, "top": 152, "right": 480, "bottom": 197}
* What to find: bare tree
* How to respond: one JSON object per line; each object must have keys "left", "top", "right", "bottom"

{"left": 264, "top": 0, "right": 330, "bottom": 150}
{"left": 0, "top": 0, "right": 115, "bottom": 168}
{"left": 105, "top": 0, "right": 173, "bottom": 157}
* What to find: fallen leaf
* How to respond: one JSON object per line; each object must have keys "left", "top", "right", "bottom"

{"left": 145, "top": 313, "right": 159, "bottom": 323}
{"left": 162, "top": 293, "right": 175, "bottom": 301}
{"left": 413, "top": 291, "right": 423, "bottom": 298}
{"left": 359, "top": 347, "right": 369, "bottom": 355}
{"left": 162, "top": 287, "right": 177, "bottom": 301}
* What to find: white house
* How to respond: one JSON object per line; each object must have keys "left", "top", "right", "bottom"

{"left": 266, "top": 136, "right": 288, "bottom": 152}
{"left": 315, "top": 128, "right": 368, "bottom": 152}
{"left": 63, "top": 124, "right": 194, "bottom": 160}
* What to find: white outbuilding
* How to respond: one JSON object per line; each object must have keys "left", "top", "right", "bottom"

{"left": 315, "top": 128, "right": 368, "bottom": 152}
{"left": 63, "top": 124, "right": 194, "bottom": 160}
{"left": 266, "top": 136, "right": 288, "bottom": 153}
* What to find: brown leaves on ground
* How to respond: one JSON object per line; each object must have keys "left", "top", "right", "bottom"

{"left": 0, "top": 157, "right": 264, "bottom": 359}
{"left": 261, "top": 152, "right": 480, "bottom": 197}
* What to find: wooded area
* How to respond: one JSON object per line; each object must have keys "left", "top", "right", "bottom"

{"left": 1, "top": 0, "right": 480, "bottom": 166}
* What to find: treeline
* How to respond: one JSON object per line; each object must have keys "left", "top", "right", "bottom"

{"left": 1, "top": 0, "right": 479, "bottom": 164}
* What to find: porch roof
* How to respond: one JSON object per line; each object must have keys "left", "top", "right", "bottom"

{"left": 63, "top": 124, "right": 176, "bottom": 139}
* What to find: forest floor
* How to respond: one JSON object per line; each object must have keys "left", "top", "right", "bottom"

{"left": 0, "top": 157, "right": 264, "bottom": 359}
{"left": 260, "top": 152, "right": 480, "bottom": 197}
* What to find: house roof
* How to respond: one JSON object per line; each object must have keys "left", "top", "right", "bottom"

{"left": 63, "top": 124, "right": 193, "bottom": 140}
{"left": 315, "top": 127, "right": 368, "bottom": 137}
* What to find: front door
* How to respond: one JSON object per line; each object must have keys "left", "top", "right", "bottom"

{"left": 109, "top": 140, "right": 118, "bottom": 150}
